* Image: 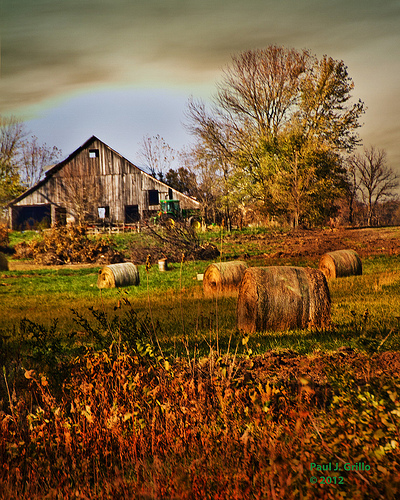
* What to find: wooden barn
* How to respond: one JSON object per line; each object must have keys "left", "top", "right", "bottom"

{"left": 7, "top": 136, "right": 200, "bottom": 230}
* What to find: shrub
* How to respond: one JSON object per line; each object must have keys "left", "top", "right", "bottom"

{"left": 133, "top": 221, "right": 219, "bottom": 263}
{"left": 13, "top": 224, "right": 124, "bottom": 265}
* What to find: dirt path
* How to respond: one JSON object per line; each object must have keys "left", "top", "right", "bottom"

{"left": 256, "top": 226, "right": 400, "bottom": 262}
{"left": 6, "top": 226, "right": 400, "bottom": 271}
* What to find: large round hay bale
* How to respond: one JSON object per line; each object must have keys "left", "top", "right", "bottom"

{"left": 203, "top": 261, "right": 248, "bottom": 294}
{"left": 237, "top": 266, "right": 331, "bottom": 333}
{"left": 97, "top": 262, "right": 140, "bottom": 289}
{"left": 319, "top": 249, "right": 362, "bottom": 279}
{"left": 0, "top": 252, "right": 8, "bottom": 271}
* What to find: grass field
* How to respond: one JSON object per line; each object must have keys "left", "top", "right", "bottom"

{"left": 1, "top": 253, "right": 400, "bottom": 355}
{"left": 0, "top": 228, "right": 400, "bottom": 498}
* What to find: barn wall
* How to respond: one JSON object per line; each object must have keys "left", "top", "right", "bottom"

{"left": 9, "top": 137, "right": 200, "bottom": 228}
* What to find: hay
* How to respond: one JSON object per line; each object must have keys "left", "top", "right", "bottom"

{"left": 97, "top": 262, "right": 140, "bottom": 289}
{"left": 319, "top": 249, "right": 362, "bottom": 279}
{"left": 237, "top": 266, "right": 331, "bottom": 333}
{"left": 0, "top": 252, "right": 8, "bottom": 271}
{"left": 203, "top": 261, "right": 248, "bottom": 294}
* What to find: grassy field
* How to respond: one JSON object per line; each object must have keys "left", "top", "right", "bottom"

{"left": 0, "top": 228, "right": 400, "bottom": 498}
{"left": 1, "top": 252, "right": 400, "bottom": 356}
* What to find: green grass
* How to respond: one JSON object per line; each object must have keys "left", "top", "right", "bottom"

{"left": 1, "top": 253, "right": 400, "bottom": 360}
{"left": 8, "top": 229, "right": 41, "bottom": 247}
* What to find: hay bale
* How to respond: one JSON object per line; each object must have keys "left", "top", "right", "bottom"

{"left": 0, "top": 252, "right": 8, "bottom": 271}
{"left": 97, "top": 262, "right": 140, "bottom": 289}
{"left": 319, "top": 249, "right": 362, "bottom": 279}
{"left": 203, "top": 261, "right": 248, "bottom": 294}
{"left": 237, "top": 266, "right": 331, "bottom": 333}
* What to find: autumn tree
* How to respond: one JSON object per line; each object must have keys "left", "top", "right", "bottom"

{"left": 186, "top": 46, "right": 365, "bottom": 227}
{"left": 165, "top": 166, "right": 198, "bottom": 198}
{"left": 177, "top": 145, "right": 227, "bottom": 224}
{"left": 347, "top": 146, "right": 399, "bottom": 226}
{"left": 138, "top": 134, "right": 175, "bottom": 182}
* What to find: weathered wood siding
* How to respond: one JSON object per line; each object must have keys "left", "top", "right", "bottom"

{"left": 9, "top": 136, "right": 200, "bottom": 227}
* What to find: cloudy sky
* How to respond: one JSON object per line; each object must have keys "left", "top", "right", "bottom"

{"left": 1, "top": 0, "right": 399, "bottom": 172}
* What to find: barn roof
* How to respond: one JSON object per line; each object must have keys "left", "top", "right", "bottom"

{"left": 7, "top": 135, "right": 200, "bottom": 207}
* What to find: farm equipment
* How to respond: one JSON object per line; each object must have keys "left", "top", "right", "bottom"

{"left": 155, "top": 199, "right": 201, "bottom": 228}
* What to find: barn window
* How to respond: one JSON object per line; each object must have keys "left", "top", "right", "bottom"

{"left": 89, "top": 149, "right": 99, "bottom": 158}
{"left": 148, "top": 189, "right": 159, "bottom": 206}
{"left": 125, "top": 205, "right": 139, "bottom": 223}
{"left": 98, "top": 206, "right": 109, "bottom": 219}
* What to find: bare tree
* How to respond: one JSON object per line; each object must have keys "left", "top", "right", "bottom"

{"left": 59, "top": 164, "right": 103, "bottom": 225}
{"left": 345, "top": 155, "right": 361, "bottom": 225}
{"left": 348, "top": 146, "right": 399, "bottom": 226}
{"left": 138, "top": 134, "right": 175, "bottom": 182}
{"left": 19, "top": 136, "right": 62, "bottom": 188}
{"left": 0, "top": 115, "right": 26, "bottom": 205}
{"left": 217, "top": 46, "right": 309, "bottom": 138}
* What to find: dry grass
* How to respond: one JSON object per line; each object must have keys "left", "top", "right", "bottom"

{"left": 0, "top": 348, "right": 399, "bottom": 499}
{"left": 1, "top": 229, "right": 400, "bottom": 497}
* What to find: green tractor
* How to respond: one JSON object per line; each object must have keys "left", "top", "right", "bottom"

{"left": 157, "top": 199, "right": 201, "bottom": 228}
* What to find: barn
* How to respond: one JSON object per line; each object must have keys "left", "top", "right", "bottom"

{"left": 7, "top": 136, "right": 200, "bottom": 230}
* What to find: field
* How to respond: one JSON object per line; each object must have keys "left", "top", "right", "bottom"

{"left": 1, "top": 225, "right": 400, "bottom": 498}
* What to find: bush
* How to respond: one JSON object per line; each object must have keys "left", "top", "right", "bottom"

{"left": 13, "top": 224, "right": 124, "bottom": 265}
{"left": 133, "top": 221, "right": 219, "bottom": 263}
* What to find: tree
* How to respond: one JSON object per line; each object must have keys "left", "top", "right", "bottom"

{"left": 19, "top": 136, "right": 62, "bottom": 188}
{"left": 345, "top": 155, "right": 362, "bottom": 225}
{"left": 0, "top": 115, "right": 26, "bottom": 206}
{"left": 59, "top": 164, "right": 103, "bottom": 225}
{"left": 186, "top": 46, "right": 365, "bottom": 227}
{"left": 177, "top": 145, "right": 226, "bottom": 225}
{"left": 138, "top": 134, "right": 175, "bottom": 182}
{"left": 165, "top": 166, "right": 198, "bottom": 198}
{"left": 347, "top": 146, "right": 399, "bottom": 226}
{"left": 299, "top": 55, "right": 365, "bottom": 151}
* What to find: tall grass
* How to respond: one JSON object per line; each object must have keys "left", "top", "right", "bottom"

{"left": 1, "top": 343, "right": 399, "bottom": 499}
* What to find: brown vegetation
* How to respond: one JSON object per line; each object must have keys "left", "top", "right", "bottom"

{"left": 235, "top": 226, "right": 400, "bottom": 266}
{"left": 0, "top": 350, "right": 399, "bottom": 499}
{"left": 13, "top": 225, "right": 124, "bottom": 265}
{"left": 131, "top": 221, "right": 220, "bottom": 264}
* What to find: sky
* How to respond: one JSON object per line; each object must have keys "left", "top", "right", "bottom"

{"left": 1, "top": 0, "right": 399, "bottom": 173}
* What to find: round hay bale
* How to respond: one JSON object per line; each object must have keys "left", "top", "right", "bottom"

{"left": 237, "top": 266, "right": 331, "bottom": 333}
{"left": 97, "top": 262, "right": 140, "bottom": 289}
{"left": 319, "top": 249, "right": 362, "bottom": 279}
{"left": 0, "top": 252, "right": 8, "bottom": 271}
{"left": 203, "top": 261, "right": 248, "bottom": 294}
